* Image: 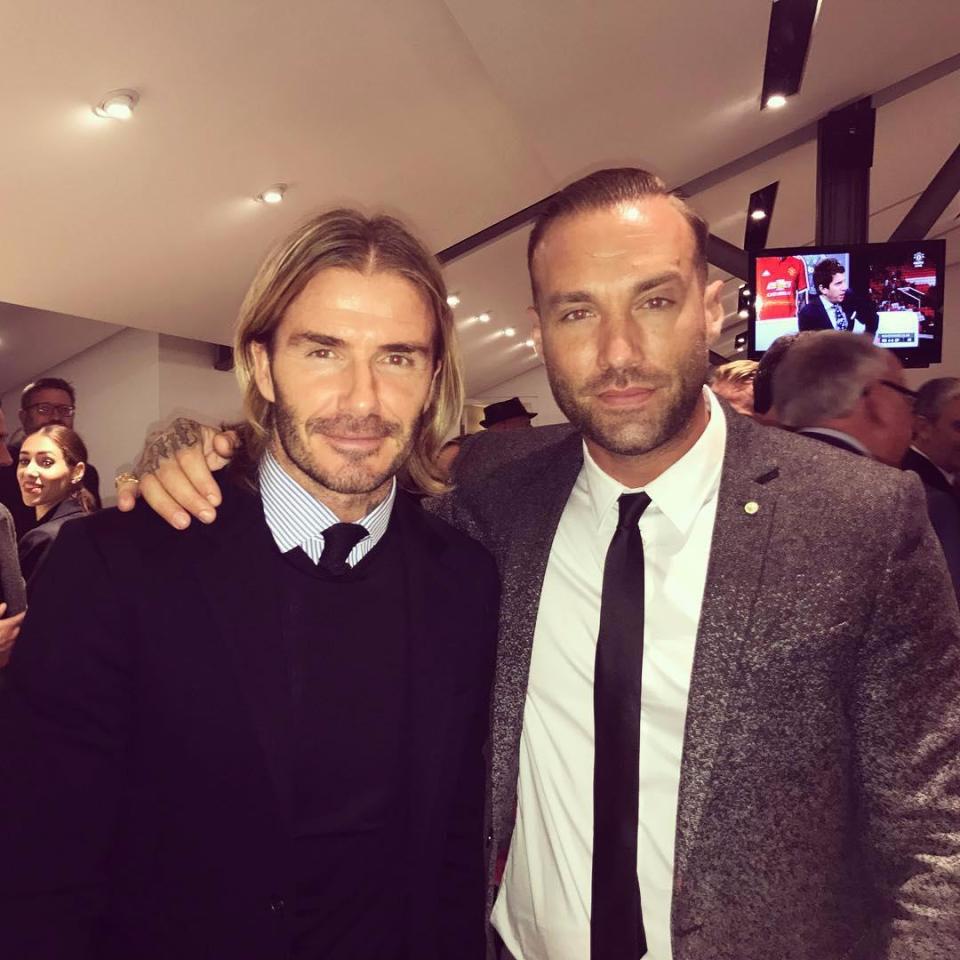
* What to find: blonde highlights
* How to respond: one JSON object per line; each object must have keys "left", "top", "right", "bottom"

{"left": 234, "top": 208, "right": 463, "bottom": 496}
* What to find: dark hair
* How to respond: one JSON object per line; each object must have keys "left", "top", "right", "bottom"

{"left": 914, "top": 377, "right": 960, "bottom": 422}
{"left": 28, "top": 425, "right": 96, "bottom": 514}
{"left": 754, "top": 334, "right": 799, "bottom": 414}
{"left": 526, "top": 167, "right": 709, "bottom": 304}
{"left": 812, "top": 258, "right": 845, "bottom": 294}
{"left": 21, "top": 377, "right": 76, "bottom": 409}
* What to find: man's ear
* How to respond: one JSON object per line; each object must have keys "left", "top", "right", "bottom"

{"left": 913, "top": 414, "right": 933, "bottom": 444}
{"left": 703, "top": 279, "right": 725, "bottom": 345}
{"left": 250, "top": 341, "right": 276, "bottom": 404}
{"left": 18, "top": 408, "right": 27, "bottom": 431}
{"left": 529, "top": 306, "right": 543, "bottom": 356}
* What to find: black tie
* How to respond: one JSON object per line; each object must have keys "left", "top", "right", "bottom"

{"left": 317, "top": 523, "right": 368, "bottom": 576}
{"left": 592, "top": 491, "right": 651, "bottom": 960}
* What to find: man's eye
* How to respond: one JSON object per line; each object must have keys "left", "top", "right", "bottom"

{"left": 559, "top": 308, "right": 592, "bottom": 323}
{"left": 383, "top": 353, "right": 414, "bottom": 367}
{"left": 642, "top": 296, "right": 674, "bottom": 310}
{"left": 308, "top": 348, "right": 336, "bottom": 360}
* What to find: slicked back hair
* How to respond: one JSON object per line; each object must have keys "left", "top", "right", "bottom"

{"left": 526, "top": 167, "right": 710, "bottom": 305}
{"left": 234, "top": 208, "right": 463, "bottom": 496}
{"left": 914, "top": 377, "right": 960, "bottom": 423}
{"left": 773, "top": 331, "right": 889, "bottom": 428}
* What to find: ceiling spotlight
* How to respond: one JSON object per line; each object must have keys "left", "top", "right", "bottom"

{"left": 503, "top": 327, "right": 516, "bottom": 337}
{"left": 446, "top": 293, "right": 461, "bottom": 308}
{"left": 256, "top": 184, "right": 287, "bottom": 204}
{"left": 742, "top": 287, "right": 751, "bottom": 297}
{"left": 765, "top": 94, "right": 788, "bottom": 110}
{"left": 524, "top": 338, "right": 535, "bottom": 348}
{"left": 477, "top": 312, "right": 491, "bottom": 323}
{"left": 738, "top": 309, "right": 750, "bottom": 319}
{"left": 93, "top": 89, "right": 139, "bottom": 120}
{"left": 750, "top": 209, "right": 767, "bottom": 221}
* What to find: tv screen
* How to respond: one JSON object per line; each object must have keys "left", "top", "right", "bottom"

{"left": 747, "top": 239, "right": 946, "bottom": 367}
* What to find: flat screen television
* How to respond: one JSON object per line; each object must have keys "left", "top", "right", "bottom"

{"left": 747, "top": 239, "right": 946, "bottom": 368}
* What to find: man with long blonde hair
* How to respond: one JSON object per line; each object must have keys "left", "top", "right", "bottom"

{"left": 0, "top": 210, "right": 499, "bottom": 960}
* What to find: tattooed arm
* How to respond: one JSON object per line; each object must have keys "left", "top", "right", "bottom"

{"left": 117, "top": 418, "right": 239, "bottom": 528}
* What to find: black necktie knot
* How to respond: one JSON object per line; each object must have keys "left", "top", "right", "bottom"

{"left": 617, "top": 491, "right": 651, "bottom": 532}
{"left": 318, "top": 522, "right": 368, "bottom": 575}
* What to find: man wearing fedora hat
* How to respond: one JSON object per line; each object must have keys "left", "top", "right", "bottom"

{"left": 480, "top": 398, "right": 537, "bottom": 432}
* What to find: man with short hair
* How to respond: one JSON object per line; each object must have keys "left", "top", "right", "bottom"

{"left": 773, "top": 331, "right": 960, "bottom": 596}
{"left": 0, "top": 377, "right": 101, "bottom": 535}
{"left": 797, "top": 257, "right": 878, "bottom": 336}
{"left": 0, "top": 210, "right": 499, "bottom": 959}
{"left": 903, "top": 377, "right": 960, "bottom": 499}
{"left": 119, "top": 169, "right": 960, "bottom": 959}
{"left": 708, "top": 359, "right": 757, "bottom": 417}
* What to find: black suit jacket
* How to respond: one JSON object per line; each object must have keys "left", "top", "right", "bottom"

{"left": 797, "top": 293, "right": 878, "bottom": 335}
{"left": 0, "top": 475, "right": 499, "bottom": 960}
{"left": 902, "top": 446, "right": 954, "bottom": 497}
{"left": 16, "top": 496, "right": 87, "bottom": 592}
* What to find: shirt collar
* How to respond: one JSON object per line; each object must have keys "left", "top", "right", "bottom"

{"left": 258, "top": 449, "right": 396, "bottom": 558}
{"left": 798, "top": 427, "right": 873, "bottom": 458}
{"left": 820, "top": 294, "right": 845, "bottom": 320}
{"left": 582, "top": 387, "right": 727, "bottom": 536}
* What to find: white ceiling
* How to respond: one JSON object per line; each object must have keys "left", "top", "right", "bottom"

{"left": 0, "top": 0, "right": 958, "bottom": 396}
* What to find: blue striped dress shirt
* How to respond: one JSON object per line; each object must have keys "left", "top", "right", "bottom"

{"left": 258, "top": 450, "right": 396, "bottom": 567}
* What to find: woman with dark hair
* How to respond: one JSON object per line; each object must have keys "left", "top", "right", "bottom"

{"left": 16, "top": 425, "right": 96, "bottom": 592}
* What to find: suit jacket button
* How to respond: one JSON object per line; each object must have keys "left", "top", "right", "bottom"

{"left": 269, "top": 898, "right": 286, "bottom": 915}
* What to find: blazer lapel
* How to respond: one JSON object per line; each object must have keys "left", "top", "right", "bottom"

{"left": 673, "top": 412, "right": 783, "bottom": 889}
{"left": 189, "top": 479, "right": 294, "bottom": 822}
{"left": 490, "top": 431, "right": 584, "bottom": 841}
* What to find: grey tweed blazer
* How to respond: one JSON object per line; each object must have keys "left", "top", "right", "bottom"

{"left": 0, "top": 503, "right": 26, "bottom": 615}
{"left": 432, "top": 406, "right": 960, "bottom": 960}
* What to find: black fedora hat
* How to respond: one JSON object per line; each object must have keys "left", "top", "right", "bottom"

{"left": 479, "top": 397, "right": 537, "bottom": 428}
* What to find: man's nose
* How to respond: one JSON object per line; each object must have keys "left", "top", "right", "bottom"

{"left": 597, "top": 312, "right": 644, "bottom": 370}
{"left": 339, "top": 360, "right": 379, "bottom": 414}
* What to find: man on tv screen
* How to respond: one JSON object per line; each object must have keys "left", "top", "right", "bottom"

{"left": 798, "top": 257, "right": 878, "bottom": 337}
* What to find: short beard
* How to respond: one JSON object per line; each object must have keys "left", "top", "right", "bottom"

{"left": 272, "top": 387, "right": 418, "bottom": 496}
{"left": 545, "top": 343, "right": 708, "bottom": 457}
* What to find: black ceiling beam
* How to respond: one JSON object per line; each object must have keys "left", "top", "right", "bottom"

{"left": 436, "top": 197, "right": 552, "bottom": 264}
{"left": 888, "top": 141, "right": 960, "bottom": 242}
{"left": 706, "top": 235, "right": 749, "bottom": 280}
{"left": 760, "top": 0, "right": 819, "bottom": 110}
{"left": 744, "top": 181, "right": 779, "bottom": 251}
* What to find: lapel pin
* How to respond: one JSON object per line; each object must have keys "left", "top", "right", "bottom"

{"left": 744, "top": 501, "right": 760, "bottom": 515}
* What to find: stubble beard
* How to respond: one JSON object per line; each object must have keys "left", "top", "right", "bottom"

{"left": 272, "top": 387, "right": 418, "bottom": 497}
{"left": 545, "top": 342, "right": 709, "bottom": 457}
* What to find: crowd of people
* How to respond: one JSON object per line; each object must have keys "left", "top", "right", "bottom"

{"left": 1, "top": 167, "right": 959, "bottom": 959}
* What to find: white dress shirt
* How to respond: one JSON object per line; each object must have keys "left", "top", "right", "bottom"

{"left": 258, "top": 450, "right": 395, "bottom": 566}
{"left": 491, "top": 389, "right": 726, "bottom": 960}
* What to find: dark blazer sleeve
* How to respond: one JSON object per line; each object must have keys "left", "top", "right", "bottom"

{"left": 0, "top": 515, "right": 133, "bottom": 957}
{"left": 850, "top": 475, "right": 960, "bottom": 954}
{"left": 924, "top": 483, "right": 960, "bottom": 601}
{"left": 16, "top": 523, "right": 54, "bottom": 587}
{"left": 0, "top": 504, "right": 25, "bottom": 614}
{"left": 797, "top": 299, "right": 831, "bottom": 331}
{"left": 437, "top": 546, "right": 499, "bottom": 959}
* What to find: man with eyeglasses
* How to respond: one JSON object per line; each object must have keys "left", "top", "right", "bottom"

{"left": 773, "top": 330, "right": 960, "bottom": 598}
{"left": 0, "top": 377, "right": 102, "bottom": 537}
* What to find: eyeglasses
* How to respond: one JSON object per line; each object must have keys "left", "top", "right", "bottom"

{"left": 877, "top": 380, "right": 918, "bottom": 405}
{"left": 24, "top": 402, "right": 75, "bottom": 417}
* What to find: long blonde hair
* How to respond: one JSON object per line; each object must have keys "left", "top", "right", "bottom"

{"left": 233, "top": 208, "right": 463, "bottom": 495}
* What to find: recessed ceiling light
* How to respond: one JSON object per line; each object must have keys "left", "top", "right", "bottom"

{"left": 446, "top": 293, "right": 461, "bottom": 308}
{"left": 765, "top": 94, "right": 788, "bottom": 110}
{"left": 93, "top": 89, "right": 139, "bottom": 120}
{"left": 256, "top": 184, "right": 287, "bottom": 204}
{"left": 741, "top": 287, "right": 751, "bottom": 297}
{"left": 477, "top": 312, "right": 491, "bottom": 323}
{"left": 525, "top": 338, "right": 535, "bottom": 348}
{"left": 503, "top": 327, "right": 516, "bottom": 337}
{"left": 750, "top": 209, "right": 767, "bottom": 221}
{"left": 738, "top": 309, "right": 750, "bottom": 319}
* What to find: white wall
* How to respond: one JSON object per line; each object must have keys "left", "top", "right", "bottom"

{"left": 158, "top": 335, "right": 243, "bottom": 426}
{"left": 470, "top": 361, "right": 568, "bottom": 427}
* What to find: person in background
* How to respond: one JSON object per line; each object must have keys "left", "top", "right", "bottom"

{"left": 751, "top": 332, "right": 811, "bottom": 424}
{"left": 708, "top": 359, "right": 758, "bottom": 416}
{"left": 903, "top": 377, "right": 960, "bottom": 504}
{"left": 797, "top": 258, "right": 879, "bottom": 337}
{"left": 16, "top": 425, "right": 96, "bottom": 591}
{"left": 0, "top": 378, "right": 101, "bottom": 537}
{"left": 434, "top": 437, "right": 463, "bottom": 482}
{"left": 774, "top": 331, "right": 960, "bottom": 599}
{"left": 479, "top": 397, "right": 537, "bottom": 431}
{"left": 0, "top": 402, "right": 26, "bottom": 666}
